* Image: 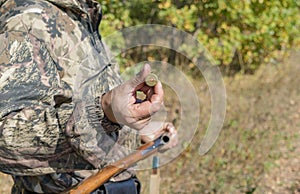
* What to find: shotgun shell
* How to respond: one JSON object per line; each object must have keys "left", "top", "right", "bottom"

{"left": 145, "top": 73, "right": 158, "bottom": 87}
{"left": 136, "top": 91, "right": 147, "bottom": 101}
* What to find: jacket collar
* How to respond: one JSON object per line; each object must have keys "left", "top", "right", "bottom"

{"left": 0, "top": 0, "right": 102, "bottom": 31}
{"left": 46, "top": 0, "right": 102, "bottom": 30}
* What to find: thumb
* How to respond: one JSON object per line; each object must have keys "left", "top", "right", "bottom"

{"left": 129, "top": 63, "right": 151, "bottom": 87}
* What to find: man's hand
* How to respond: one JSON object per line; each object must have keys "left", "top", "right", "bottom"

{"left": 101, "top": 64, "right": 164, "bottom": 130}
{"left": 139, "top": 121, "right": 178, "bottom": 151}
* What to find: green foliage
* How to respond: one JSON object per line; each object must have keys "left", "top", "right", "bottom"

{"left": 99, "top": 0, "right": 300, "bottom": 74}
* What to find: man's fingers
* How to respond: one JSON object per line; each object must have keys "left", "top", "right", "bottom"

{"left": 150, "top": 81, "right": 163, "bottom": 103}
{"left": 131, "top": 97, "right": 162, "bottom": 118}
{"left": 163, "top": 123, "right": 178, "bottom": 148}
{"left": 129, "top": 63, "right": 151, "bottom": 88}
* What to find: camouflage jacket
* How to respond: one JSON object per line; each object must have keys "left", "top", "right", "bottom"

{"left": 0, "top": 0, "right": 137, "bottom": 176}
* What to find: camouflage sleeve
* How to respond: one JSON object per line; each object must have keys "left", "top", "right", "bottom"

{"left": 0, "top": 0, "right": 138, "bottom": 177}
{"left": 0, "top": 30, "right": 78, "bottom": 171}
{"left": 0, "top": 30, "right": 135, "bottom": 173}
{"left": 65, "top": 40, "right": 139, "bottom": 170}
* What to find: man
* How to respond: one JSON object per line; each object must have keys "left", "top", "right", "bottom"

{"left": 0, "top": 0, "right": 177, "bottom": 193}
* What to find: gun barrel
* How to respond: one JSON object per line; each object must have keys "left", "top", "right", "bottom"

{"left": 69, "top": 134, "right": 169, "bottom": 194}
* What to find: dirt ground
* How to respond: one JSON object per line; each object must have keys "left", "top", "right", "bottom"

{"left": 0, "top": 51, "right": 299, "bottom": 193}
{"left": 139, "top": 50, "right": 300, "bottom": 194}
{"left": 254, "top": 51, "right": 300, "bottom": 194}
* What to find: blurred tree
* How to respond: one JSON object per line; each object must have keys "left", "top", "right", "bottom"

{"left": 99, "top": 0, "right": 300, "bottom": 75}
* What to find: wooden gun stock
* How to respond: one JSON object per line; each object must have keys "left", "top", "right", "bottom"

{"left": 68, "top": 135, "right": 170, "bottom": 194}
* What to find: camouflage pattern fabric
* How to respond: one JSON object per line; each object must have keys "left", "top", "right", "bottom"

{"left": 0, "top": 0, "right": 139, "bottom": 193}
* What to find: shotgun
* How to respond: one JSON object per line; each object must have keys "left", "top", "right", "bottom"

{"left": 69, "top": 134, "right": 170, "bottom": 194}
